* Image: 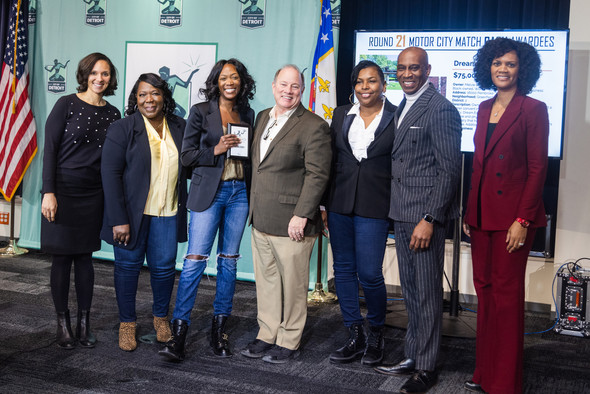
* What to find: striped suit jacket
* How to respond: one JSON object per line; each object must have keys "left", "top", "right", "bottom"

{"left": 388, "top": 83, "right": 462, "bottom": 224}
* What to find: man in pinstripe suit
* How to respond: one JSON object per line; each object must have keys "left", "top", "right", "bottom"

{"left": 374, "top": 47, "right": 462, "bottom": 393}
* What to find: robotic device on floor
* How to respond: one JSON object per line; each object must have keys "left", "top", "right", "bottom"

{"left": 555, "top": 263, "right": 590, "bottom": 338}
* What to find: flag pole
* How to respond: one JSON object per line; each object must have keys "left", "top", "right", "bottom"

{"left": 307, "top": 235, "right": 337, "bottom": 303}
{"left": 307, "top": 0, "right": 337, "bottom": 304}
{"left": 0, "top": 197, "right": 28, "bottom": 257}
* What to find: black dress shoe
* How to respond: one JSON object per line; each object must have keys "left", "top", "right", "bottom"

{"left": 400, "top": 370, "right": 438, "bottom": 393}
{"left": 464, "top": 380, "right": 486, "bottom": 393}
{"left": 261, "top": 345, "right": 300, "bottom": 364}
{"left": 240, "top": 339, "right": 273, "bottom": 359}
{"left": 374, "top": 358, "right": 416, "bottom": 376}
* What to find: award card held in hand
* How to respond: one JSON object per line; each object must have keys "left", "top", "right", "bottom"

{"left": 227, "top": 123, "right": 251, "bottom": 160}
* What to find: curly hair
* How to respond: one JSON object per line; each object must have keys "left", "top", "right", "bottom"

{"left": 76, "top": 52, "right": 118, "bottom": 96}
{"left": 125, "top": 73, "right": 176, "bottom": 117}
{"left": 473, "top": 37, "right": 541, "bottom": 95}
{"left": 200, "top": 58, "right": 256, "bottom": 113}
{"left": 350, "top": 60, "right": 385, "bottom": 87}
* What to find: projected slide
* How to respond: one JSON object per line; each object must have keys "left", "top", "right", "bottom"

{"left": 355, "top": 30, "right": 569, "bottom": 157}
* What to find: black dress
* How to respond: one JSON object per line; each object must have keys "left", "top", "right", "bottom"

{"left": 41, "top": 94, "right": 120, "bottom": 254}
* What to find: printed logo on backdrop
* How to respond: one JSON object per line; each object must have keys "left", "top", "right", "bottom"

{"left": 84, "top": 0, "right": 106, "bottom": 27}
{"left": 239, "top": 0, "right": 265, "bottom": 29}
{"left": 124, "top": 42, "right": 217, "bottom": 118}
{"left": 44, "top": 59, "right": 70, "bottom": 94}
{"left": 158, "top": 65, "right": 200, "bottom": 117}
{"left": 158, "top": 0, "right": 182, "bottom": 28}
{"left": 330, "top": 0, "right": 340, "bottom": 29}
{"left": 28, "top": 0, "right": 36, "bottom": 24}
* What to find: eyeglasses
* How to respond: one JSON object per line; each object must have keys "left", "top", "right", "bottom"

{"left": 263, "top": 120, "right": 278, "bottom": 141}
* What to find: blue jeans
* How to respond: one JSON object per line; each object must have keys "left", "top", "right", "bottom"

{"left": 173, "top": 180, "right": 248, "bottom": 324}
{"left": 328, "top": 212, "right": 389, "bottom": 327}
{"left": 113, "top": 215, "right": 178, "bottom": 322}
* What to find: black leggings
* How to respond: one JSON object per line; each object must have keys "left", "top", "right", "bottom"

{"left": 50, "top": 253, "right": 94, "bottom": 313}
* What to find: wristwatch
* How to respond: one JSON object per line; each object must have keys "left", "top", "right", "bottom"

{"left": 423, "top": 214, "right": 435, "bottom": 224}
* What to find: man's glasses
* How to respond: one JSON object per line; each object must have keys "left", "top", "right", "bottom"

{"left": 263, "top": 120, "right": 278, "bottom": 141}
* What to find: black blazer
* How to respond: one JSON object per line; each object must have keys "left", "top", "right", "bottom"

{"left": 181, "top": 100, "right": 255, "bottom": 212}
{"left": 100, "top": 111, "right": 188, "bottom": 249}
{"left": 326, "top": 99, "right": 396, "bottom": 219}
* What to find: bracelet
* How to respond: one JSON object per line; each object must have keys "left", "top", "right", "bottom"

{"left": 516, "top": 217, "right": 530, "bottom": 228}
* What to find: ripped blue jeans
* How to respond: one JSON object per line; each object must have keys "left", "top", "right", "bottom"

{"left": 172, "top": 180, "right": 248, "bottom": 324}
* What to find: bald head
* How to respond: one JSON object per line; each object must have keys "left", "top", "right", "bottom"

{"left": 397, "top": 47, "right": 431, "bottom": 95}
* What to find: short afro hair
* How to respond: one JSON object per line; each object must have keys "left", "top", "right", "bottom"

{"left": 473, "top": 37, "right": 541, "bottom": 95}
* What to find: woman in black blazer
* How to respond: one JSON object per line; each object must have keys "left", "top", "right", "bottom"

{"left": 101, "top": 73, "right": 187, "bottom": 352}
{"left": 324, "top": 60, "right": 396, "bottom": 366}
{"left": 159, "top": 59, "right": 255, "bottom": 361}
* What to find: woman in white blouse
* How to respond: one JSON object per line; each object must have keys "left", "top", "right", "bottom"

{"left": 323, "top": 60, "right": 397, "bottom": 367}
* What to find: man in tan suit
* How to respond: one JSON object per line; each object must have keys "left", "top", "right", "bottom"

{"left": 241, "top": 64, "right": 331, "bottom": 363}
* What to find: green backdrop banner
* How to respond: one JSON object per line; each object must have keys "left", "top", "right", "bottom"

{"left": 18, "top": 0, "right": 339, "bottom": 287}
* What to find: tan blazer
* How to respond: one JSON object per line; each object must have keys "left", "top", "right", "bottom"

{"left": 249, "top": 103, "right": 331, "bottom": 237}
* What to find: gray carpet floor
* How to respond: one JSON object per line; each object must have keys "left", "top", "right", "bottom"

{"left": 0, "top": 248, "right": 589, "bottom": 393}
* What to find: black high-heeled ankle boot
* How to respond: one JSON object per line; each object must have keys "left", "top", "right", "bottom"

{"left": 76, "top": 310, "right": 97, "bottom": 348}
{"left": 56, "top": 310, "right": 77, "bottom": 349}
{"left": 211, "top": 315, "right": 232, "bottom": 357}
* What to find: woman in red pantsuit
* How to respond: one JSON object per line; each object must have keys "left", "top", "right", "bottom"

{"left": 463, "top": 38, "right": 549, "bottom": 394}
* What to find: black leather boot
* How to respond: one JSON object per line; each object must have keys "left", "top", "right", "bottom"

{"left": 329, "top": 323, "right": 366, "bottom": 363}
{"left": 76, "top": 310, "right": 97, "bottom": 348}
{"left": 56, "top": 310, "right": 76, "bottom": 349}
{"left": 159, "top": 319, "right": 188, "bottom": 361}
{"left": 211, "top": 315, "right": 232, "bottom": 357}
{"left": 361, "top": 325, "right": 384, "bottom": 366}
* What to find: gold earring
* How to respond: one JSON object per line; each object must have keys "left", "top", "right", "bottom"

{"left": 349, "top": 93, "right": 354, "bottom": 105}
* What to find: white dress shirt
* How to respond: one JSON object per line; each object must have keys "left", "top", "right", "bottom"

{"left": 260, "top": 106, "right": 297, "bottom": 159}
{"left": 347, "top": 97, "right": 385, "bottom": 161}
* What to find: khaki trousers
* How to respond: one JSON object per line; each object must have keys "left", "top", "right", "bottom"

{"left": 251, "top": 228, "right": 317, "bottom": 350}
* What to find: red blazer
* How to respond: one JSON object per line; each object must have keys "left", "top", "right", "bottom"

{"left": 464, "top": 93, "right": 549, "bottom": 231}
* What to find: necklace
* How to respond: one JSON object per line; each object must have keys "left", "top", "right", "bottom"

{"left": 493, "top": 103, "right": 505, "bottom": 117}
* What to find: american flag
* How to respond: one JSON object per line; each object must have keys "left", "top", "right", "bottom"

{"left": 0, "top": 0, "right": 37, "bottom": 201}
{"left": 308, "top": 0, "right": 336, "bottom": 125}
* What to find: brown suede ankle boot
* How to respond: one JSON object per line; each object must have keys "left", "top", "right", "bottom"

{"left": 119, "top": 321, "right": 137, "bottom": 351}
{"left": 153, "top": 316, "right": 172, "bottom": 342}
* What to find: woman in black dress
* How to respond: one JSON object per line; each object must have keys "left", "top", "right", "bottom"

{"left": 41, "top": 53, "right": 120, "bottom": 349}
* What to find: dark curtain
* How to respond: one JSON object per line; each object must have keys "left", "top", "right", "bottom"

{"left": 0, "top": 0, "right": 10, "bottom": 71}
{"left": 0, "top": 0, "right": 29, "bottom": 79}
{"left": 336, "top": 0, "right": 570, "bottom": 255}
{"left": 337, "top": 0, "right": 570, "bottom": 104}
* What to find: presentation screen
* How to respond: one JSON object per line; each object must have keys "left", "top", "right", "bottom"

{"left": 354, "top": 30, "right": 569, "bottom": 157}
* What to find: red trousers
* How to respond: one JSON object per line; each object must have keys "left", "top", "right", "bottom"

{"left": 470, "top": 227, "right": 536, "bottom": 394}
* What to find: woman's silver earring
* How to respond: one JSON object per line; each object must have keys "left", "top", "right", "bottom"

{"left": 349, "top": 93, "right": 354, "bottom": 105}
